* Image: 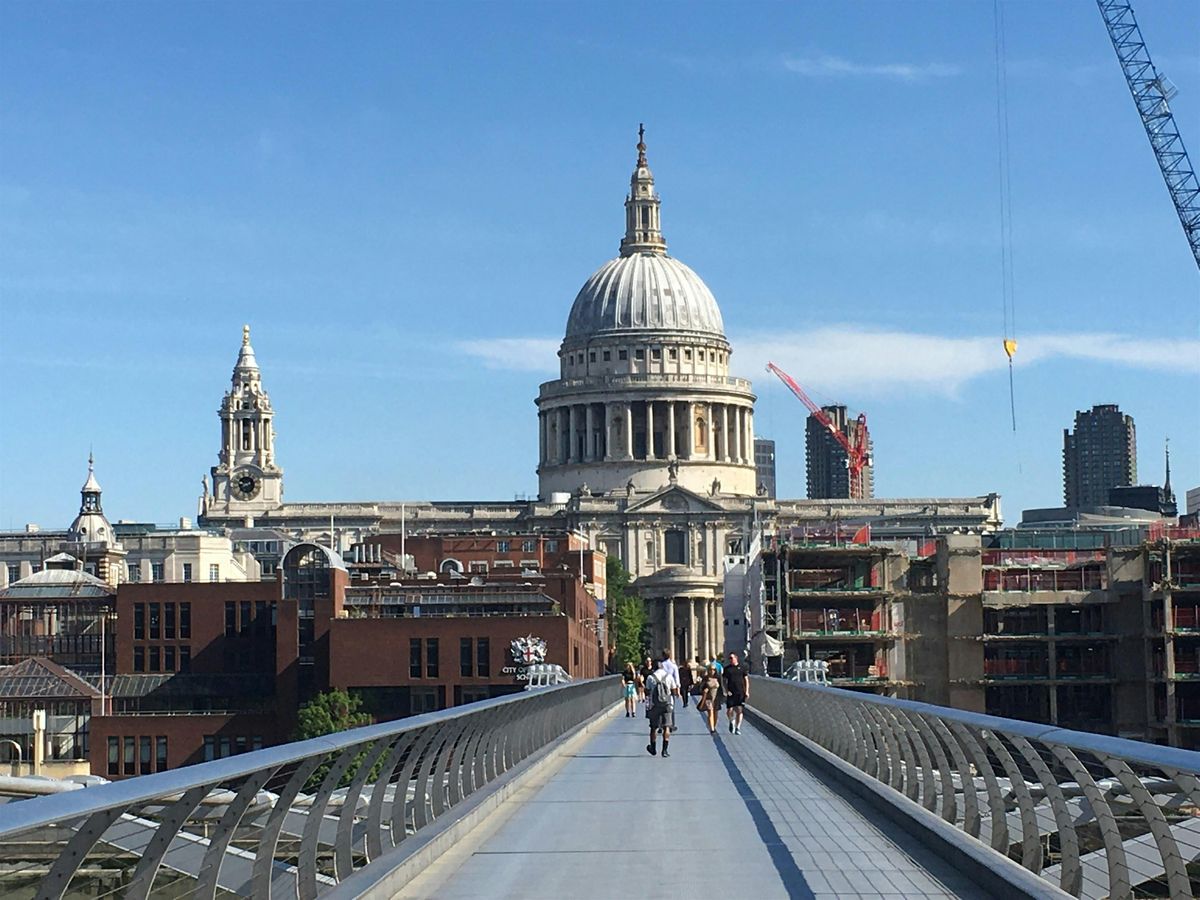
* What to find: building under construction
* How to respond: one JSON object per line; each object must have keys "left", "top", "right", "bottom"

{"left": 750, "top": 524, "right": 1200, "bottom": 748}
{"left": 805, "top": 406, "right": 874, "bottom": 499}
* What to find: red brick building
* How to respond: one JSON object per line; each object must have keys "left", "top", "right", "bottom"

{"left": 87, "top": 534, "right": 604, "bottom": 777}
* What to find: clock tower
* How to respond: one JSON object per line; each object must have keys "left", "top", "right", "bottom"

{"left": 203, "top": 325, "right": 284, "bottom": 517}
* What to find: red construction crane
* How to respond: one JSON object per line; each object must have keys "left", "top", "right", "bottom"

{"left": 766, "top": 361, "right": 872, "bottom": 498}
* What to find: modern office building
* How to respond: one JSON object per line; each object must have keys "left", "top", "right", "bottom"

{"left": 754, "top": 438, "right": 776, "bottom": 499}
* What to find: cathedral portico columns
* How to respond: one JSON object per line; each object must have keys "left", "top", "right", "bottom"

{"left": 666, "top": 599, "right": 675, "bottom": 657}
{"left": 623, "top": 403, "right": 634, "bottom": 459}
{"left": 683, "top": 401, "right": 694, "bottom": 460}
{"left": 720, "top": 405, "right": 730, "bottom": 462}
{"left": 568, "top": 405, "right": 579, "bottom": 463}
{"left": 688, "top": 598, "right": 698, "bottom": 662}
{"left": 705, "top": 403, "right": 715, "bottom": 460}
{"left": 585, "top": 405, "right": 595, "bottom": 461}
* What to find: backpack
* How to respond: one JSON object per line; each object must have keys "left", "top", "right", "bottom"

{"left": 647, "top": 671, "right": 673, "bottom": 710}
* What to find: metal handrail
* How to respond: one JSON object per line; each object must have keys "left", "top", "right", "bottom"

{"left": 0, "top": 675, "right": 619, "bottom": 898}
{"left": 753, "top": 679, "right": 1200, "bottom": 900}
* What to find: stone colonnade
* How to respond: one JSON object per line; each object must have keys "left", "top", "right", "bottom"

{"left": 538, "top": 400, "right": 753, "bottom": 467}
{"left": 648, "top": 596, "right": 723, "bottom": 665}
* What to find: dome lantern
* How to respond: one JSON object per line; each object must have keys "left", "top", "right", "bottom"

{"left": 619, "top": 124, "right": 667, "bottom": 258}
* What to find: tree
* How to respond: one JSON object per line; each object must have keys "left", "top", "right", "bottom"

{"left": 294, "top": 689, "right": 373, "bottom": 788}
{"left": 606, "top": 556, "right": 646, "bottom": 668}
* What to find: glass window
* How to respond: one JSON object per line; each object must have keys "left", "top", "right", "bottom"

{"left": 156, "top": 737, "right": 167, "bottom": 772}
{"left": 496, "top": 540, "right": 510, "bottom": 553}
{"left": 634, "top": 349, "right": 644, "bottom": 359}
{"left": 203, "top": 735, "right": 215, "bottom": 761}
{"left": 209, "top": 563, "right": 220, "bottom": 582}
{"left": 255, "top": 601, "right": 268, "bottom": 635}
{"left": 164, "top": 604, "right": 175, "bottom": 640}
{"left": 148, "top": 603, "right": 160, "bottom": 640}
{"left": 123, "top": 736, "right": 135, "bottom": 775}
{"left": 219, "top": 737, "right": 231, "bottom": 759}
{"left": 588, "top": 351, "right": 596, "bottom": 362}
{"left": 225, "top": 602, "right": 236, "bottom": 636}
{"left": 182, "top": 563, "right": 192, "bottom": 583}
{"left": 140, "top": 736, "right": 152, "bottom": 775}
{"left": 409, "top": 638, "right": 422, "bottom": 678}
{"left": 133, "top": 646, "right": 145, "bottom": 672}
{"left": 603, "top": 351, "right": 611, "bottom": 361}
{"left": 252, "top": 736, "right": 264, "bottom": 751}
{"left": 477, "top": 638, "right": 490, "bottom": 677}
{"left": 180, "top": 645, "right": 191, "bottom": 672}
{"left": 618, "top": 350, "right": 628, "bottom": 360}
{"left": 240, "top": 601, "right": 251, "bottom": 633}
{"left": 665, "top": 531, "right": 686, "bottom": 565}
{"left": 164, "top": 645, "right": 176, "bottom": 672}
{"left": 180, "top": 603, "right": 191, "bottom": 639}
{"left": 235, "top": 736, "right": 247, "bottom": 755}
{"left": 126, "top": 563, "right": 141, "bottom": 583}
{"left": 149, "top": 646, "right": 161, "bottom": 672}
{"left": 522, "top": 539, "right": 535, "bottom": 553}
{"left": 460, "top": 638, "right": 473, "bottom": 677}
{"left": 151, "top": 562, "right": 164, "bottom": 583}
{"left": 107, "top": 736, "right": 119, "bottom": 775}
{"left": 134, "top": 604, "right": 145, "bottom": 640}
{"left": 426, "top": 638, "right": 439, "bottom": 678}
{"left": 652, "top": 348, "right": 662, "bottom": 360}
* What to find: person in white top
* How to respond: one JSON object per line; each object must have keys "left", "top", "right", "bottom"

{"left": 660, "top": 646, "right": 680, "bottom": 699}
{"left": 645, "top": 655, "right": 680, "bottom": 758}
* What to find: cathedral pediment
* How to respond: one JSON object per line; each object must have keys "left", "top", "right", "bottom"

{"left": 625, "top": 485, "right": 727, "bottom": 515}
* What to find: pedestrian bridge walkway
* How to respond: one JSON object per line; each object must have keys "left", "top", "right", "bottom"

{"left": 0, "top": 677, "right": 1196, "bottom": 899}
{"left": 396, "top": 706, "right": 984, "bottom": 899}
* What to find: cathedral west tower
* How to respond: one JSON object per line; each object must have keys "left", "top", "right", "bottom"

{"left": 536, "top": 127, "right": 757, "bottom": 499}
{"left": 202, "top": 325, "right": 283, "bottom": 517}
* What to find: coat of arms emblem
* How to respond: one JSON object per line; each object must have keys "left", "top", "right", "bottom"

{"left": 510, "top": 635, "right": 547, "bottom": 666}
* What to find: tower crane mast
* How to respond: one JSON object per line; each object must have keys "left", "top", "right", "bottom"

{"left": 1097, "top": 0, "right": 1200, "bottom": 268}
{"left": 766, "top": 362, "right": 872, "bottom": 499}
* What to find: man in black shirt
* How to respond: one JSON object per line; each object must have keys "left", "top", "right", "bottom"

{"left": 723, "top": 651, "right": 750, "bottom": 734}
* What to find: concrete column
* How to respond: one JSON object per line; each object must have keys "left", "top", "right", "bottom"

{"left": 557, "top": 408, "right": 568, "bottom": 463}
{"left": 709, "top": 601, "right": 718, "bottom": 658}
{"left": 538, "top": 413, "right": 546, "bottom": 465}
{"left": 706, "top": 403, "right": 714, "bottom": 460}
{"left": 623, "top": 403, "right": 633, "bottom": 459}
{"left": 666, "top": 599, "right": 675, "bottom": 659}
{"left": 645, "top": 400, "right": 655, "bottom": 460}
{"left": 585, "top": 405, "right": 595, "bottom": 461}
{"left": 734, "top": 407, "right": 744, "bottom": 462}
{"left": 666, "top": 401, "right": 676, "bottom": 458}
{"left": 720, "top": 405, "right": 730, "bottom": 462}
{"left": 746, "top": 409, "right": 754, "bottom": 462}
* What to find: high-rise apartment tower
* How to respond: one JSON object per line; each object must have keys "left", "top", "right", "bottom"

{"left": 1063, "top": 404, "right": 1136, "bottom": 508}
{"left": 805, "top": 406, "right": 874, "bottom": 500}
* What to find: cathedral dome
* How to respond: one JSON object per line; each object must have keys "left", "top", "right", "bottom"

{"left": 564, "top": 253, "right": 725, "bottom": 340}
{"left": 563, "top": 126, "right": 725, "bottom": 345}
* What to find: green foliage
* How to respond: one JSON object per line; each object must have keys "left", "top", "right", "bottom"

{"left": 294, "top": 689, "right": 374, "bottom": 789}
{"left": 606, "top": 556, "right": 646, "bottom": 668}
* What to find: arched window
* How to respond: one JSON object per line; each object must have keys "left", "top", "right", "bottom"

{"left": 440, "top": 558, "right": 463, "bottom": 576}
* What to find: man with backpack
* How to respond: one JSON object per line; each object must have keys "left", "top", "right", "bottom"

{"left": 645, "top": 654, "right": 679, "bottom": 758}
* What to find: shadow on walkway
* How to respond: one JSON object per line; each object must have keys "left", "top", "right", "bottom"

{"left": 714, "top": 735, "right": 816, "bottom": 900}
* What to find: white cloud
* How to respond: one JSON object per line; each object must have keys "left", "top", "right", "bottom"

{"left": 735, "top": 328, "right": 1198, "bottom": 397}
{"left": 782, "top": 54, "right": 961, "bottom": 82}
{"left": 456, "top": 327, "right": 1198, "bottom": 396}
{"left": 456, "top": 338, "right": 559, "bottom": 372}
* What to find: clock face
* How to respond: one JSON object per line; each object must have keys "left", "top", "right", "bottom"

{"left": 232, "top": 472, "right": 260, "bottom": 501}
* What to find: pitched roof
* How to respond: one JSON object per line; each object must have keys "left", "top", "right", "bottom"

{"left": 0, "top": 657, "right": 100, "bottom": 700}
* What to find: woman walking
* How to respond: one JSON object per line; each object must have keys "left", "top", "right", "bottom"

{"left": 698, "top": 665, "right": 722, "bottom": 734}
{"left": 637, "top": 656, "right": 653, "bottom": 705}
{"left": 622, "top": 662, "right": 638, "bottom": 717}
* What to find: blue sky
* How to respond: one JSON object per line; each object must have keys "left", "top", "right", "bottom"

{"left": 1, "top": 0, "right": 1197, "bottom": 529}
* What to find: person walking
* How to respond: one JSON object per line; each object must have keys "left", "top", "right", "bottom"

{"left": 723, "top": 651, "right": 750, "bottom": 734}
{"left": 622, "top": 662, "right": 638, "bottom": 717}
{"left": 660, "top": 647, "right": 680, "bottom": 698}
{"left": 637, "top": 656, "right": 653, "bottom": 705}
{"left": 645, "top": 655, "right": 679, "bottom": 757}
{"left": 698, "top": 664, "right": 721, "bottom": 734}
{"left": 679, "top": 656, "right": 694, "bottom": 707}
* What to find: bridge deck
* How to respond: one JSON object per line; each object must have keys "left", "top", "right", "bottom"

{"left": 399, "top": 705, "right": 992, "bottom": 899}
